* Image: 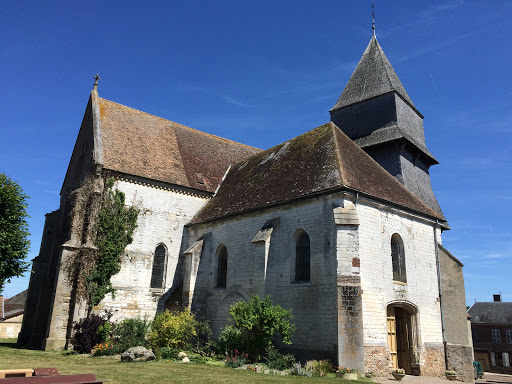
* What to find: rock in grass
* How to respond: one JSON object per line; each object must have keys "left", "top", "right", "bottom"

{"left": 121, "top": 346, "right": 156, "bottom": 362}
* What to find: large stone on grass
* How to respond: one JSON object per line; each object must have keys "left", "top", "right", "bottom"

{"left": 121, "top": 346, "right": 155, "bottom": 362}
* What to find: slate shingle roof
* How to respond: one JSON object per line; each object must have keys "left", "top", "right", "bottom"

{"left": 98, "top": 98, "right": 261, "bottom": 193}
{"left": 468, "top": 302, "right": 512, "bottom": 325}
{"left": 331, "top": 36, "right": 416, "bottom": 112}
{"left": 189, "top": 122, "right": 442, "bottom": 225}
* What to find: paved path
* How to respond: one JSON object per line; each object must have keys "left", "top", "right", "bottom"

{"left": 477, "top": 373, "right": 512, "bottom": 384}
{"left": 374, "top": 373, "right": 512, "bottom": 384}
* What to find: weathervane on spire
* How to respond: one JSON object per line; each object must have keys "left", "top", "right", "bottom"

{"left": 93, "top": 73, "right": 101, "bottom": 92}
{"left": 372, "top": 3, "right": 376, "bottom": 36}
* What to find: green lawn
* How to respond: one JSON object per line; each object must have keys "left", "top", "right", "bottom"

{"left": 0, "top": 339, "right": 372, "bottom": 384}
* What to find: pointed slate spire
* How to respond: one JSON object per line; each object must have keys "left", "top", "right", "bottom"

{"left": 331, "top": 36, "right": 416, "bottom": 113}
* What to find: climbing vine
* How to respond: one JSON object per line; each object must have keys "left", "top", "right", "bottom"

{"left": 65, "top": 177, "right": 139, "bottom": 314}
{"left": 87, "top": 178, "right": 139, "bottom": 309}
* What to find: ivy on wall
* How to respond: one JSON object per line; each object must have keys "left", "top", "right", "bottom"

{"left": 66, "top": 177, "right": 139, "bottom": 314}
{"left": 87, "top": 178, "right": 139, "bottom": 309}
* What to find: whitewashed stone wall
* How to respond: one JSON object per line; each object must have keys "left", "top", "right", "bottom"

{"left": 96, "top": 179, "right": 208, "bottom": 321}
{"left": 187, "top": 195, "right": 339, "bottom": 360}
{"left": 355, "top": 200, "right": 442, "bottom": 344}
{"left": 352, "top": 198, "right": 443, "bottom": 374}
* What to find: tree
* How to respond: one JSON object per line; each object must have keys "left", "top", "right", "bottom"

{"left": 0, "top": 172, "right": 30, "bottom": 293}
{"left": 219, "top": 295, "right": 295, "bottom": 361}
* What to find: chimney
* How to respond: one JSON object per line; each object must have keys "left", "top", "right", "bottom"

{"left": 493, "top": 294, "right": 502, "bottom": 302}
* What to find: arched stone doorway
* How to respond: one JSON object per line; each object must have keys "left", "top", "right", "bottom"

{"left": 387, "top": 303, "right": 421, "bottom": 375}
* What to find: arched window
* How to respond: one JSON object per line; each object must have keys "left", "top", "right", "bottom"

{"left": 216, "top": 246, "right": 228, "bottom": 288}
{"left": 391, "top": 234, "right": 406, "bottom": 283}
{"left": 150, "top": 244, "right": 167, "bottom": 289}
{"left": 295, "top": 232, "right": 310, "bottom": 282}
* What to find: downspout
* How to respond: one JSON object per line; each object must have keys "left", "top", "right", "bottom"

{"left": 434, "top": 220, "right": 448, "bottom": 369}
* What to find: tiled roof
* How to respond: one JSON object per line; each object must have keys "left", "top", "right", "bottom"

{"left": 189, "top": 122, "right": 442, "bottom": 225}
{"left": 331, "top": 36, "right": 416, "bottom": 112}
{"left": 468, "top": 302, "right": 512, "bottom": 325}
{"left": 2, "top": 290, "right": 27, "bottom": 320}
{"left": 98, "top": 98, "right": 260, "bottom": 193}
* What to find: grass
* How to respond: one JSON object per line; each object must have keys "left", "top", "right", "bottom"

{"left": 0, "top": 339, "right": 372, "bottom": 384}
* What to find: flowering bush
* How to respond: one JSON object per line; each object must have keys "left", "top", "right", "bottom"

{"left": 92, "top": 340, "right": 117, "bottom": 356}
{"left": 391, "top": 368, "right": 406, "bottom": 374}
{"left": 339, "top": 366, "right": 357, "bottom": 373}
{"left": 446, "top": 370, "right": 457, "bottom": 376}
{"left": 225, "top": 349, "right": 248, "bottom": 368}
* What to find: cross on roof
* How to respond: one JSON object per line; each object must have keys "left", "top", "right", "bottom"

{"left": 93, "top": 73, "right": 101, "bottom": 91}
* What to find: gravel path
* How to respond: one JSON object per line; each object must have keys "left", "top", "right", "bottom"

{"left": 373, "top": 375, "right": 463, "bottom": 384}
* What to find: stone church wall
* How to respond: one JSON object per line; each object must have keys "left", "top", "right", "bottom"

{"left": 355, "top": 200, "right": 444, "bottom": 376}
{"left": 95, "top": 178, "right": 208, "bottom": 321}
{"left": 187, "top": 195, "right": 339, "bottom": 362}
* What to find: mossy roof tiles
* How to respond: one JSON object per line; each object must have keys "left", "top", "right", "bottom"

{"left": 98, "top": 98, "right": 260, "bottom": 193}
{"left": 189, "top": 122, "right": 442, "bottom": 225}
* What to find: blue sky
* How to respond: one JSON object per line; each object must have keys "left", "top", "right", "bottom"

{"left": 1, "top": 1, "right": 511, "bottom": 304}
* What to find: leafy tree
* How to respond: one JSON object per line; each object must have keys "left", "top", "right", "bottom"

{"left": 220, "top": 295, "right": 295, "bottom": 361}
{"left": 0, "top": 173, "right": 30, "bottom": 293}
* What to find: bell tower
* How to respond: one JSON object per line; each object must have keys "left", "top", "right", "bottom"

{"left": 330, "top": 34, "right": 446, "bottom": 223}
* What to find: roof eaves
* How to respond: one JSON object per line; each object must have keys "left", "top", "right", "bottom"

{"left": 186, "top": 186, "right": 344, "bottom": 227}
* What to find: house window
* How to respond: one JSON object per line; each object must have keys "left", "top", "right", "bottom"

{"left": 150, "top": 244, "right": 167, "bottom": 289}
{"left": 295, "top": 232, "right": 310, "bottom": 282}
{"left": 472, "top": 328, "right": 479, "bottom": 342}
{"left": 391, "top": 234, "right": 406, "bottom": 283}
{"left": 216, "top": 246, "right": 228, "bottom": 288}
{"left": 506, "top": 330, "right": 512, "bottom": 344}
{"left": 492, "top": 329, "right": 501, "bottom": 343}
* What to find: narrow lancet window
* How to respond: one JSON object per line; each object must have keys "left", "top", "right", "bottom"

{"left": 216, "top": 246, "right": 228, "bottom": 288}
{"left": 391, "top": 234, "right": 406, "bottom": 283}
{"left": 295, "top": 232, "right": 310, "bottom": 282}
{"left": 150, "top": 244, "right": 167, "bottom": 289}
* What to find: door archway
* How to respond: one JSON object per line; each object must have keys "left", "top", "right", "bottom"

{"left": 387, "top": 303, "right": 420, "bottom": 375}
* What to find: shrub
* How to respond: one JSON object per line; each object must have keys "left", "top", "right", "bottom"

{"left": 222, "top": 295, "right": 295, "bottom": 361}
{"left": 264, "top": 346, "right": 296, "bottom": 370}
{"left": 225, "top": 349, "right": 248, "bottom": 368}
{"left": 291, "top": 363, "right": 312, "bottom": 377}
{"left": 160, "top": 346, "right": 179, "bottom": 360}
{"left": 308, "top": 360, "right": 334, "bottom": 377}
{"left": 113, "top": 317, "right": 151, "bottom": 352}
{"left": 71, "top": 314, "right": 106, "bottom": 353}
{"left": 190, "top": 319, "right": 214, "bottom": 357}
{"left": 148, "top": 309, "right": 198, "bottom": 349}
{"left": 217, "top": 325, "right": 244, "bottom": 355}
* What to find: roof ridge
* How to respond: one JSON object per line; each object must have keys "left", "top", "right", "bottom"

{"left": 374, "top": 38, "right": 395, "bottom": 95}
{"left": 98, "top": 97, "right": 261, "bottom": 151}
{"left": 330, "top": 122, "right": 345, "bottom": 186}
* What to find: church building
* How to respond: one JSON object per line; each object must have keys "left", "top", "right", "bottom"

{"left": 19, "top": 30, "right": 473, "bottom": 379}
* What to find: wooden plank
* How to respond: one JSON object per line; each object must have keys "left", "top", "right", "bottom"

{"left": 0, "top": 370, "right": 32, "bottom": 379}
{"left": 32, "top": 369, "right": 59, "bottom": 377}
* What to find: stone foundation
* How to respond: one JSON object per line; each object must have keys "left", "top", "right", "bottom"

{"left": 421, "top": 344, "right": 445, "bottom": 377}
{"left": 364, "top": 345, "right": 391, "bottom": 377}
{"left": 446, "top": 343, "right": 474, "bottom": 382}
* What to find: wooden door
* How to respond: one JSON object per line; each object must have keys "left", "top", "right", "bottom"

{"left": 387, "top": 307, "right": 398, "bottom": 369}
